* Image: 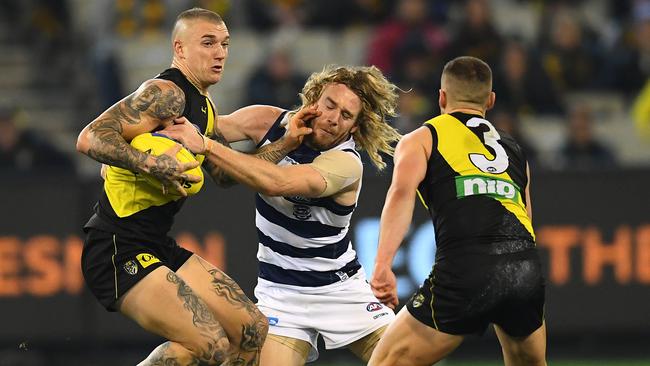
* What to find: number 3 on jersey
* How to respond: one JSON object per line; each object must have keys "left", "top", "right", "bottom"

{"left": 466, "top": 117, "right": 508, "bottom": 174}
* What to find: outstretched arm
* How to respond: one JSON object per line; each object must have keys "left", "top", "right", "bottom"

{"left": 371, "top": 127, "right": 430, "bottom": 309}
{"left": 163, "top": 106, "right": 318, "bottom": 190}
{"left": 76, "top": 79, "right": 200, "bottom": 195}
{"left": 201, "top": 125, "right": 302, "bottom": 187}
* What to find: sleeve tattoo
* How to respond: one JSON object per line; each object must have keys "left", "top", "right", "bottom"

{"left": 203, "top": 129, "right": 294, "bottom": 188}
{"left": 86, "top": 82, "right": 185, "bottom": 173}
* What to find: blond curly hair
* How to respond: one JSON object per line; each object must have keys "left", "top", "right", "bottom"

{"left": 299, "top": 65, "right": 401, "bottom": 171}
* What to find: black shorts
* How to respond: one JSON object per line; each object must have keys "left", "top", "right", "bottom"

{"left": 406, "top": 248, "right": 545, "bottom": 337}
{"left": 81, "top": 228, "right": 193, "bottom": 311}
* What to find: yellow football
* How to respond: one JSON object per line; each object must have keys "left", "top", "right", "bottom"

{"left": 130, "top": 132, "right": 204, "bottom": 196}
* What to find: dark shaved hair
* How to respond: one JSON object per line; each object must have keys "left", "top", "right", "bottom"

{"left": 172, "top": 7, "right": 224, "bottom": 41}
{"left": 441, "top": 56, "right": 493, "bottom": 106}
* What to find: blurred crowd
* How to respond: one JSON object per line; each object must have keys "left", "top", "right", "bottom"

{"left": 2, "top": 0, "right": 650, "bottom": 176}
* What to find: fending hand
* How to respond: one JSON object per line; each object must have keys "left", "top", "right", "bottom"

{"left": 282, "top": 105, "right": 318, "bottom": 150}
{"left": 159, "top": 117, "right": 209, "bottom": 155}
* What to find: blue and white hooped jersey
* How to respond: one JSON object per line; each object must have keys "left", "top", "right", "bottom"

{"left": 255, "top": 111, "right": 363, "bottom": 289}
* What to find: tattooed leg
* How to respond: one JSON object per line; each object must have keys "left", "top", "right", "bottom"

{"left": 174, "top": 256, "right": 269, "bottom": 366}
{"left": 204, "top": 267, "right": 269, "bottom": 366}
{"left": 138, "top": 342, "right": 186, "bottom": 366}
{"left": 203, "top": 126, "right": 296, "bottom": 188}
{"left": 138, "top": 272, "right": 230, "bottom": 365}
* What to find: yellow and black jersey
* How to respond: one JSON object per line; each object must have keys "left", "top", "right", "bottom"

{"left": 84, "top": 68, "right": 215, "bottom": 240}
{"left": 418, "top": 112, "right": 535, "bottom": 259}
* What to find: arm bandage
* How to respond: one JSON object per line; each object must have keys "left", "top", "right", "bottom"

{"left": 310, "top": 150, "right": 362, "bottom": 197}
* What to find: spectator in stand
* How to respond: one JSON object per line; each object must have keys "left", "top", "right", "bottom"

{"left": 630, "top": 2, "right": 650, "bottom": 140}
{"left": 302, "top": 0, "right": 393, "bottom": 29}
{"left": 366, "top": 0, "right": 447, "bottom": 76}
{"left": 558, "top": 104, "right": 617, "bottom": 170}
{"left": 392, "top": 87, "right": 435, "bottom": 135}
{"left": 245, "top": 47, "right": 306, "bottom": 110}
{"left": 140, "top": 0, "right": 167, "bottom": 37}
{"left": 539, "top": 6, "right": 602, "bottom": 92}
{"left": 30, "top": 0, "right": 74, "bottom": 84}
{"left": 447, "top": 0, "right": 503, "bottom": 67}
{"left": 632, "top": 79, "right": 650, "bottom": 140}
{"left": 391, "top": 36, "right": 443, "bottom": 100}
{"left": 244, "top": 0, "right": 395, "bottom": 30}
{"left": 493, "top": 39, "right": 564, "bottom": 116}
{"left": 244, "top": 0, "right": 304, "bottom": 31}
{"left": 601, "top": 0, "right": 650, "bottom": 96}
{"left": 388, "top": 38, "right": 440, "bottom": 135}
{"left": 0, "top": 108, "right": 74, "bottom": 173}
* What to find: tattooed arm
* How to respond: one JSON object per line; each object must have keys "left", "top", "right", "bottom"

{"left": 161, "top": 107, "right": 319, "bottom": 196}
{"left": 201, "top": 126, "right": 301, "bottom": 188}
{"left": 164, "top": 105, "right": 319, "bottom": 188}
{"left": 76, "top": 79, "right": 199, "bottom": 194}
{"left": 200, "top": 105, "right": 293, "bottom": 187}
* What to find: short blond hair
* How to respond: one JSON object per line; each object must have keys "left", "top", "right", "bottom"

{"left": 441, "top": 56, "right": 492, "bottom": 107}
{"left": 299, "top": 65, "right": 401, "bottom": 170}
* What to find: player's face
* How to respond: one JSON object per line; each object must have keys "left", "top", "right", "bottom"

{"left": 305, "top": 83, "right": 361, "bottom": 150}
{"left": 184, "top": 20, "right": 229, "bottom": 86}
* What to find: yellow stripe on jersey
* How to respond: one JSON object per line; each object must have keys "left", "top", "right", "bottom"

{"left": 416, "top": 188, "right": 429, "bottom": 210}
{"left": 425, "top": 115, "right": 534, "bottom": 239}
{"left": 205, "top": 96, "right": 215, "bottom": 136}
{"left": 111, "top": 235, "right": 118, "bottom": 300}
{"left": 195, "top": 96, "right": 216, "bottom": 165}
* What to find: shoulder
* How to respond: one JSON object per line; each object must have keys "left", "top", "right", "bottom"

{"left": 400, "top": 125, "right": 432, "bottom": 147}
{"left": 395, "top": 126, "right": 433, "bottom": 159}
{"left": 134, "top": 79, "right": 186, "bottom": 104}
{"left": 139, "top": 78, "right": 184, "bottom": 93}
{"left": 424, "top": 113, "right": 456, "bottom": 127}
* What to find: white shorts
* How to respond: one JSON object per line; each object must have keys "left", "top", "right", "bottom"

{"left": 254, "top": 268, "right": 395, "bottom": 362}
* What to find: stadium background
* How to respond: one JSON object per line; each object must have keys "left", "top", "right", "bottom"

{"left": 0, "top": 0, "right": 649, "bottom": 365}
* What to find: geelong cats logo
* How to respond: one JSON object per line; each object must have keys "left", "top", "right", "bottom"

{"left": 293, "top": 204, "right": 311, "bottom": 220}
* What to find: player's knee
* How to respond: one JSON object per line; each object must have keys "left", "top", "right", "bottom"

{"left": 185, "top": 334, "right": 230, "bottom": 365}
{"left": 505, "top": 346, "right": 546, "bottom": 366}
{"left": 518, "top": 351, "right": 546, "bottom": 366}
{"left": 256, "top": 311, "right": 270, "bottom": 344}
{"left": 370, "top": 344, "right": 409, "bottom": 366}
{"left": 239, "top": 310, "right": 269, "bottom": 352}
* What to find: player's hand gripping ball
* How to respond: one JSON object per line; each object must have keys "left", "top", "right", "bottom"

{"left": 130, "top": 132, "right": 204, "bottom": 196}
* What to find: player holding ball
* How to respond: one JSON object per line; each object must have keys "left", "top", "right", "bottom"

{"left": 75, "top": 7, "right": 314, "bottom": 365}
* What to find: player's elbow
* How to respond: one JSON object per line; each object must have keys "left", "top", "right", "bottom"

{"left": 76, "top": 130, "right": 90, "bottom": 154}
{"left": 387, "top": 185, "right": 412, "bottom": 200}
